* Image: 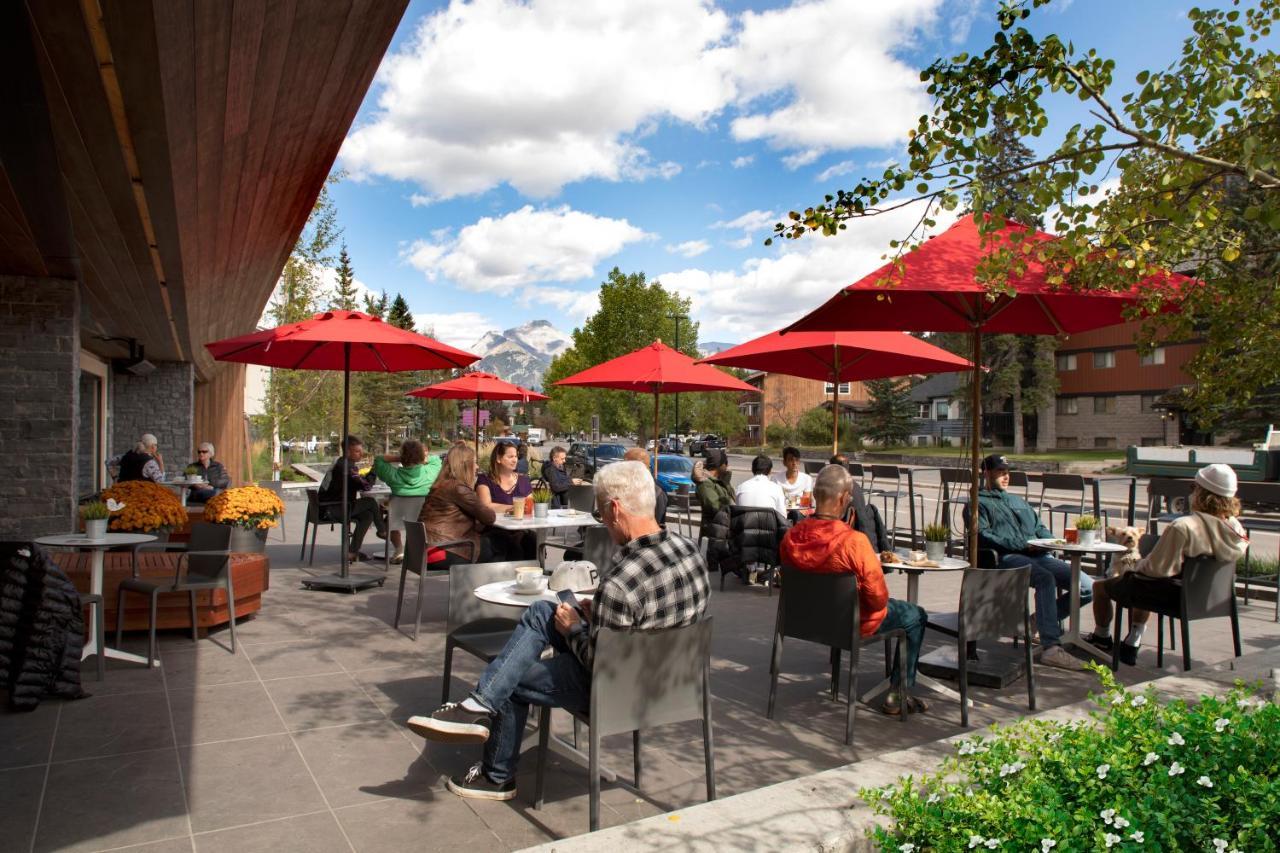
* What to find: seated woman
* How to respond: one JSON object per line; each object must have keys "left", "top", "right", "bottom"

{"left": 694, "top": 450, "right": 735, "bottom": 542}
{"left": 476, "top": 442, "right": 534, "bottom": 561}
{"left": 1088, "top": 463, "right": 1249, "bottom": 664}
{"left": 771, "top": 446, "right": 814, "bottom": 507}
{"left": 372, "top": 439, "right": 441, "bottom": 564}
{"left": 419, "top": 444, "right": 496, "bottom": 568}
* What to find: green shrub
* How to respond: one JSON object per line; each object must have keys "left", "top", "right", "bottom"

{"left": 765, "top": 422, "right": 795, "bottom": 446}
{"left": 796, "top": 406, "right": 833, "bottom": 446}
{"left": 865, "top": 665, "right": 1280, "bottom": 852}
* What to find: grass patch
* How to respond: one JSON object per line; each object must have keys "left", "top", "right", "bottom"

{"left": 1239, "top": 554, "right": 1279, "bottom": 580}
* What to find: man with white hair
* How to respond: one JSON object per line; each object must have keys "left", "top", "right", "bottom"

{"left": 109, "top": 433, "right": 164, "bottom": 483}
{"left": 187, "top": 442, "right": 231, "bottom": 502}
{"left": 408, "top": 460, "right": 710, "bottom": 801}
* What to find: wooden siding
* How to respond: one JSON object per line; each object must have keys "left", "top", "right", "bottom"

{"left": 758, "top": 374, "right": 869, "bottom": 434}
{"left": 193, "top": 362, "right": 248, "bottom": 486}
{"left": 1057, "top": 342, "right": 1198, "bottom": 395}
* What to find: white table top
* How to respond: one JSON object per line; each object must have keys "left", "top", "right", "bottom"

{"left": 889, "top": 548, "right": 969, "bottom": 572}
{"left": 474, "top": 579, "right": 592, "bottom": 608}
{"left": 35, "top": 532, "right": 157, "bottom": 549}
{"left": 492, "top": 508, "right": 601, "bottom": 532}
{"left": 1027, "top": 538, "right": 1129, "bottom": 554}
{"left": 162, "top": 477, "right": 206, "bottom": 486}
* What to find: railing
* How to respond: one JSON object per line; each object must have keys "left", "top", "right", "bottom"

{"left": 911, "top": 418, "right": 970, "bottom": 439}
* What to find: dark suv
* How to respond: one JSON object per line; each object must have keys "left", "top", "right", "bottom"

{"left": 566, "top": 442, "right": 627, "bottom": 480}
{"left": 686, "top": 434, "right": 726, "bottom": 456}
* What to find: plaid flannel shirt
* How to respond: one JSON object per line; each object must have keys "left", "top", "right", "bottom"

{"left": 566, "top": 529, "right": 709, "bottom": 670}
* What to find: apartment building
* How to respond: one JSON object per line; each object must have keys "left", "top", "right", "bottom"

{"left": 740, "top": 372, "right": 869, "bottom": 443}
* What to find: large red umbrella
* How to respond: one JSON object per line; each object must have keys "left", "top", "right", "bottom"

{"left": 785, "top": 214, "right": 1189, "bottom": 562}
{"left": 699, "top": 330, "right": 972, "bottom": 454}
{"left": 207, "top": 309, "right": 479, "bottom": 590}
{"left": 406, "top": 371, "right": 549, "bottom": 455}
{"left": 555, "top": 340, "right": 759, "bottom": 475}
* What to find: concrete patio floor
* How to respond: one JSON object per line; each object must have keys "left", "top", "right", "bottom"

{"left": 4, "top": 504, "right": 1279, "bottom": 853}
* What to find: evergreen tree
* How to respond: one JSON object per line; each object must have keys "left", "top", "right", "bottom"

{"left": 331, "top": 244, "right": 359, "bottom": 310}
{"left": 861, "top": 379, "right": 916, "bottom": 447}
{"left": 353, "top": 289, "right": 406, "bottom": 452}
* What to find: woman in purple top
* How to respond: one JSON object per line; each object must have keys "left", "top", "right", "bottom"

{"left": 476, "top": 442, "right": 535, "bottom": 560}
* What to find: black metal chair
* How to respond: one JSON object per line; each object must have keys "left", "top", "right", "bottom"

{"left": 1144, "top": 478, "right": 1196, "bottom": 535}
{"left": 803, "top": 460, "right": 824, "bottom": 476}
{"left": 766, "top": 565, "right": 907, "bottom": 744}
{"left": 847, "top": 462, "right": 867, "bottom": 491}
{"left": 925, "top": 566, "right": 1035, "bottom": 727}
{"left": 868, "top": 464, "right": 926, "bottom": 548}
{"left": 440, "top": 561, "right": 521, "bottom": 703}
{"left": 300, "top": 489, "right": 347, "bottom": 565}
{"left": 727, "top": 506, "right": 787, "bottom": 594}
{"left": 669, "top": 483, "right": 695, "bottom": 537}
{"left": 533, "top": 620, "right": 716, "bottom": 832}
{"left": 1038, "top": 473, "right": 1089, "bottom": 535}
{"left": 116, "top": 522, "right": 235, "bottom": 668}
{"left": 393, "top": 522, "right": 476, "bottom": 641}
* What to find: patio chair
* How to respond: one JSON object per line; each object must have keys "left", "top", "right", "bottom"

{"left": 440, "top": 561, "right": 522, "bottom": 703}
{"left": 803, "top": 460, "right": 824, "bottom": 476}
{"left": 115, "top": 522, "right": 235, "bottom": 668}
{"left": 924, "top": 566, "right": 1035, "bottom": 727}
{"left": 533, "top": 619, "right": 716, "bottom": 832}
{"left": 1007, "top": 470, "right": 1032, "bottom": 503}
{"left": 256, "top": 480, "right": 286, "bottom": 542}
{"left": 1144, "top": 478, "right": 1195, "bottom": 535}
{"left": 846, "top": 462, "right": 867, "bottom": 491}
{"left": 867, "top": 465, "right": 926, "bottom": 548}
{"left": 727, "top": 506, "right": 787, "bottom": 594}
{"left": 1037, "top": 473, "right": 1090, "bottom": 534}
{"left": 766, "top": 565, "right": 907, "bottom": 744}
{"left": 393, "top": 522, "right": 476, "bottom": 641}
{"left": 669, "top": 483, "right": 695, "bottom": 538}
{"left": 300, "top": 489, "right": 348, "bottom": 565}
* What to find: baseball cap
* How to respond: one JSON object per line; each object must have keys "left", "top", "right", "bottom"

{"left": 704, "top": 448, "right": 728, "bottom": 469}
{"left": 1194, "top": 463, "right": 1238, "bottom": 498}
{"left": 980, "top": 454, "right": 1010, "bottom": 472}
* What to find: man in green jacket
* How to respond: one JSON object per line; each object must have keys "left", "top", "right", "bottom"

{"left": 970, "top": 454, "right": 1092, "bottom": 670}
{"left": 372, "top": 439, "right": 442, "bottom": 563}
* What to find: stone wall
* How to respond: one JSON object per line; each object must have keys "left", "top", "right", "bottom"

{"left": 0, "top": 276, "right": 80, "bottom": 537}
{"left": 1054, "top": 394, "right": 1167, "bottom": 449}
{"left": 110, "top": 361, "right": 194, "bottom": 474}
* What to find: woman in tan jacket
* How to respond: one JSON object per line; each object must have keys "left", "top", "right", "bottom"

{"left": 419, "top": 444, "right": 497, "bottom": 568}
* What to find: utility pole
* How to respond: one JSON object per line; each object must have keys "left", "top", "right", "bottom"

{"left": 667, "top": 312, "right": 688, "bottom": 442}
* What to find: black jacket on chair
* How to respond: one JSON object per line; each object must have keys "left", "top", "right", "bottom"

{"left": 0, "top": 543, "right": 86, "bottom": 710}
{"left": 849, "top": 487, "right": 893, "bottom": 553}
{"left": 729, "top": 506, "right": 790, "bottom": 568}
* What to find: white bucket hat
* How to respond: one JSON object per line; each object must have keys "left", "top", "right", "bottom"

{"left": 1194, "top": 463, "right": 1238, "bottom": 498}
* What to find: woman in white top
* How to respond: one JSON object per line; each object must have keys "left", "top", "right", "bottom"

{"left": 772, "top": 446, "right": 813, "bottom": 505}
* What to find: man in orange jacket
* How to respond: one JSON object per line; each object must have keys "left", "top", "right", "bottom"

{"left": 781, "top": 463, "right": 928, "bottom": 715}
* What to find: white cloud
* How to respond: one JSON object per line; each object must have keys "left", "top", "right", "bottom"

{"left": 712, "top": 209, "right": 777, "bottom": 234}
{"left": 404, "top": 205, "right": 651, "bottom": 291}
{"left": 731, "top": 155, "right": 754, "bottom": 168}
{"left": 658, "top": 198, "right": 960, "bottom": 343}
{"left": 816, "top": 160, "right": 857, "bottom": 182}
{"left": 412, "top": 311, "right": 495, "bottom": 352}
{"left": 726, "top": 236, "right": 753, "bottom": 249}
{"left": 519, "top": 285, "right": 600, "bottom": 323}
{"left": 781, "top": 150, "right": 821, "bottom": 170}
{"left": 666, "top": 239, "right": 712, "bottom": 258}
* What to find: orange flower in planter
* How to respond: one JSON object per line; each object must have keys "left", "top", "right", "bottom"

{"left": 203, "top": 485, "right": 285, "bottom": 530}
{"left": 101, "top": 481, "right": 188, "bottom": 533}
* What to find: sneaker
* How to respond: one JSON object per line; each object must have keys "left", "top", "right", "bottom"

{"left": 406, "top": 703, "right": 492, "bottom": 744}
{"left": 446, "top": 763, "right": 516, "bottom": 801}
{"left": 1083, "top": 631, "right": 1114, "bottom": 651}
{"left": 389, "top": 553, "right": 404, "bottom": 565}
{"left": 1118, "top": 642, "right": 1140, "bottom": 666}
{"left": 1037, "top": 645, "right": 1083, "bottom": 670}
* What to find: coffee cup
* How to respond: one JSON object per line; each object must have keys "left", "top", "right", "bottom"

{"left": 514, "top": 566, "right": 543, "bottom": 592}
{"left": 1065, "top": 528, "right": 1079, "bottom": 544}
{"left": 512, "top": 499, "right": 525, "bottom": 519}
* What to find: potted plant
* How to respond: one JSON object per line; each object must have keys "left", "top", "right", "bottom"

{"left": 101, "top": 481, "right": 188, "bottom": 539}
{"left": 531, "top": 486, "right": 553, "bottom": 518}
{"left": 202, "top": 485, "right": 285, "bottom": 552}
{"left": 183, "top": 463, "right": 204, "bottom": 483}
{"left": 1076, "top": 514, "right": 1101, "bottom": 546}
{"left": 80, "top": 501, "right": 110, "bottom": 540}
{"left": 924, "top": 523, "right": 950, "bottom": 561}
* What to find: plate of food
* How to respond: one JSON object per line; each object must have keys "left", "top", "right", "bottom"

{"left": 879, "top": 551, "right": 901, "bottom": 565}
{"left": 1027, "top": 538, "right": 1069, "bottom": 548}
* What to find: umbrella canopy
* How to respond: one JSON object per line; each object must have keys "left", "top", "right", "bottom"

{"left": 783, "top": 214, "right": 1190, "bottom": 563}
{"left": 699, "top": 330, "right": 973, "bottom": 454}
{"left": 207, "top": 310, "right": 479, "bottom": 589}
{"left": 555, "top": 341, "right": 758, "bottom": 473}
{"left": 406, "top": 372, "right": 549, "bottom": 454}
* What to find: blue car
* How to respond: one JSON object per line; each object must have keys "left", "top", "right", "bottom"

{"left": 653, "top": 454, "right": 695, "bottom": 494}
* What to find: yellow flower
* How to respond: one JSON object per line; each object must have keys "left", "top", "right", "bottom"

{"left": 203, "top": 486, "right": 284, "bottom": 529}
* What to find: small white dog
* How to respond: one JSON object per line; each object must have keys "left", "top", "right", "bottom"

{"left": 1106, "top": 525, "right": 1144, "bottom": 576}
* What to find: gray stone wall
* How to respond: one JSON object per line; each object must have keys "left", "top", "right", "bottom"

{"left": 1054, "top": 394, "right": 1167, "bottom": 449}
{"left": 0, "top": 276, "right": 80, "bottom": 537}
{"left": 111, "top": 361, "right": 193, "bottom": 474}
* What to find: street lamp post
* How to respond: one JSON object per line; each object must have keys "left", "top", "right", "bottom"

{"left": 667, "top": 312, "right": 688, "bottom": 444}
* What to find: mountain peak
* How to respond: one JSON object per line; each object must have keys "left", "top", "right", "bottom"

{"left": 469, "top": 319, "right": 571, "bottom": 390}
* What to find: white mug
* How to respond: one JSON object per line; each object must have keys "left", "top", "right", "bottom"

{"left": 514, "top": 566, "right": 543, "bottom": 591}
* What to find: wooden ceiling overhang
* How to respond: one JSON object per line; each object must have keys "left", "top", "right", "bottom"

{"left": 0, "top": 0, "right": 407, "bottom": 378}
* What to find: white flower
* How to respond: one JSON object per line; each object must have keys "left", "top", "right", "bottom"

{"left": 999, "top": 761, "right": 1026, "bottom": 778}
{"left": 1111, "top": 693, "right": 1126, "bottom": 705}
{"left": 1100, "top": 808, "right": 1116, "bottom": 825}
{"left": 985, "top": 840, "right": 1000, "bottom": 850}
{"left": 1048, "top": 732, "right": 1062, "bottom": 743}
{"left": 1215, "top": 717, "right": 1231, "bottom": 732}
{"left": 899, "top": 844, "right": 917, "bottom": 853}
{"left": 1143, "top": 751, "right": 1159, "bottom": 766}
{"left": 1131, "top": 695, "right": 1147, "bottom": 707}
{"left": 927, "top": 793, "right": 941, "bottom": 804}
{"left": 1114, "top": 816, "right": 1130, "bottom": 829}
{"left": 1131, "top": 830, "right": 1145, "bottom": 843}
{"left": 1096, "top": 763, "right": 1111, "bottom": 779}
{"left": 1197, "top": 775, "right": 1214, "bottom": 788}
{"left": 1041, "top": 840, "right": 1057, "bottom": 852}
{"left": 1167, "top": 731, "right": 1185, "bottom": 746}
{"left": 106, "top": 498, "right": 126, "bottom": 512}
{"left": 1169, "top": 761, "right": 1185, "bottom": 776}
{"left": 969, "top": 836, "right": 985, "bottom": 849}
{"left": 1104, "top": 833, "right": 1122, "bottom": 848}
{"left": 1213, "top": 840, "right": 1229, "bottom": 853}
{"left": 958, "top": 739, "right": 987, "bottom": 756}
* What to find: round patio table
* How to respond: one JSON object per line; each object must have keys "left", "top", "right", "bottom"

{"left": 35, "top": 532, "right": 156, "bottom": 666}
{"left": 473, "top": 580, "right": 591, "bottom": 608}
{"left": 1027, "top": 538, "right": 1129, "bottom": 660}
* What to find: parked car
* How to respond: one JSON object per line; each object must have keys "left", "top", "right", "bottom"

{"left": 653, "top": 454, "right": 695, "bottom": 495}
{"left": 686, "top": 434, "right": 726, "bottom": 456}
{"left": 566, "top": 442, "right": 627, "bottom": 480}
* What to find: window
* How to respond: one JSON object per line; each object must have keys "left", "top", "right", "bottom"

{"left": 1056, "top": 397, "right": 1079, "bottom": 416}
{"left": 1093, "top": 351, "right": 1116, "bottom": 369}
{"left": 1139, "top": 347, "right": 1166, "bottom": 366}
{"left": 1056, "top": 353, "right": 1078, "bottom": 371}
{"left": 1140, "top": 394, "right": 1162, "bottom": 413}
{"left": 934, "top": 401, "right": 951, "bottom": 420}
{"left": 823, "top": 381, "right": 851, "bottom": 395}
{"left": 916, "top": 403, "right": 930, "bottom": 419}
{"left": 1057, "top": 436, "right": 1079, "bottom": 449}
{"left": 1094, "top": 436, "right": 1117, "bottom": 449}
{"left": 1094, "top": 396, "right": 1117, "bottom": 415}
{"left": 1141, "top": 437, "right": 1164, "bottom": 446}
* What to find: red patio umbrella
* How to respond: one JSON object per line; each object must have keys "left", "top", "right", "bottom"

{"left": 207, "top": 309, "right": 479, "bottom": 590}
{"left": 555, "top": 340, "right": 759, "bottom": 475}
{"left": 406, "top": 371, "right": 549, "bottom": 455}
{"left": 699, "top": 330, "right": 972, "bottom": 455}
{"left": 785, "top": 214, "right": 1189, "bottom": 562}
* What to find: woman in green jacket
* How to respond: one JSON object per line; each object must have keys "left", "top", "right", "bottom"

{"left": 694, "top": 450, "right": 735, "bottom": 541}
{"left": 372, "top": 439, "right": 441, "bottom": 563}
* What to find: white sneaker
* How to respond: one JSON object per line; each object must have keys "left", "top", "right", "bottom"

{"left": 1037, "top": 645, "right": 1083, "bottom": 670}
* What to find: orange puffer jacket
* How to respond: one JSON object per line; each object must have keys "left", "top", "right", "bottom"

{"left": 780, "top": 518, "right": 889, "bottom": 636}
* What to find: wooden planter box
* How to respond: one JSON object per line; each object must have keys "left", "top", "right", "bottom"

{"left": 51, "top": 551, "right": 270, "bottom": 631}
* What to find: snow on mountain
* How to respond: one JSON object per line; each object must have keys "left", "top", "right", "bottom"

{"left": 469, "top": 320, "right": 572, "bottom": 390}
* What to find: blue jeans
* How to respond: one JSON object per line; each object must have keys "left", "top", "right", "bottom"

{"left": 471, "top": 600, "right": 591, "bottom": 785}
{"left": 999, "top": 552, "right": 1093, "bottom": 648}
{"left": 875, "top": 598, "right": 927, "bottom": 686}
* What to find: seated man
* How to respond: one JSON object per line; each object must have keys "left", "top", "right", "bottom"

{"left": 972, "top": 454, "right": 1092, "bottom": 670}
{"left": 187, "top": 442, "right": 231, "bottom": 503}
{"left": 736, "top": 454, "right": 786, "bottom": 516}
{"left": 407, "top": 461, "right": 710, "bottom": 801}
{"left": 318, "top": 434, "right": 386, "bottom": 562}
{"left": 623, "top": 447, "right": 667, "bottom": 525}
{"left": 542, "top": 445, "right": 577, "bottom": 508}
{"left": 1087, "top": 463, "right": 1249, "bottom": 664}
{"left": 781, "top": 464, "right": 928, "bottom": 715}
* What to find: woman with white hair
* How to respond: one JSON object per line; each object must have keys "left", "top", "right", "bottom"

{"left": 109, "top": 433, "right": 164, "bottom": 483}
{"left": 188, "top": 441, "right": 231, "bottom": 502}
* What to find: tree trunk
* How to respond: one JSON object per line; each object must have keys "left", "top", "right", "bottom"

{"left": 1035, "top": 402, "right": 1055, "bottom": 452}
{"left": 271, "top": 414, "right": 282, "bottom": 479}
{"left": 1011, "top": 384, "right": 1025, "bottom": 454}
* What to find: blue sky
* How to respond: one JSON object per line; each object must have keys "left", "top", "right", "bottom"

{"left": 329, "top": 0, "right": 1200, "bottom": 352}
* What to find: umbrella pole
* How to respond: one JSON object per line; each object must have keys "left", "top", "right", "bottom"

{"left": 652, "top": 390, "right": 660, "bottom": 478}
{"left": 831, "top": 345, "right": 841, "bottom": 457}
{"left": 341, "top": 346, "right": 351, "bottom": 579}
{"left": 968, "top": 328, "right": 982, "bottom": 566}
{"left": 475, "top": 394, "right": 481, "bottom": 458}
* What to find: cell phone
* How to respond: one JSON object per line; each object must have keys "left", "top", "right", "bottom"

{"left": 556, "top": 588, "right": 585, "bottom": 619}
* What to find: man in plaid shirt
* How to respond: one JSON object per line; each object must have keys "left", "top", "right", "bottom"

{"left": 409, "top": 460, "right": 709, "bottom": 802}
